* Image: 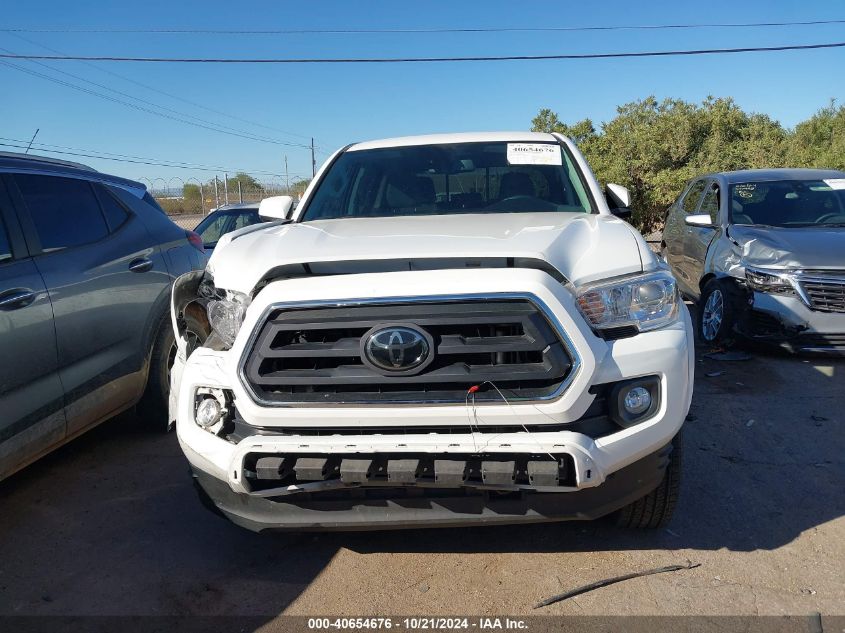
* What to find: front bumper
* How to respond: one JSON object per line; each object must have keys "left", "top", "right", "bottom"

{"left": 190, "top": 440, "right": 675, "bottom": 531}
{"left": 741, "top": 291, "right": 845, "bottom": 354}
{"left": 174, "top": 267, "right": 694, "bottom": 530}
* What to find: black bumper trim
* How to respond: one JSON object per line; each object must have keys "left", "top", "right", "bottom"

{"left": 189, "top": 441, "right": 673, "bottom": 532}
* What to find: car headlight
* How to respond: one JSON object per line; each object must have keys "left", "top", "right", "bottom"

{"left": 575, "top": 271, "right": 679, "bottom": 333}
{"left": 744, "top": 266, "right": 796, "bottom": 295}
{"left": 207, "top": 290, "right": 251, "bottom": 347}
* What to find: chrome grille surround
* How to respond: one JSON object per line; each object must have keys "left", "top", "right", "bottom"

{"left": 795, "top": 271, "right": 845, "bottom": 313}
{"left": 238, "top": 293, "right": 582, "bottom": 407}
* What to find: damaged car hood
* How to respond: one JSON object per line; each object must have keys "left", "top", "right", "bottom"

{"left": 206, "top": 212, "right": 649, "bottom": 294}
{"left": 728, "top": 224, "right": 845, "bottom": 270}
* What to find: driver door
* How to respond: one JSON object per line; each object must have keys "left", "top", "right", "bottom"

{"left": 684, "top": 180, "right": 720, "bottom": 289}
{"left": 666, "top": 179, "right": 705, "bottom": 295}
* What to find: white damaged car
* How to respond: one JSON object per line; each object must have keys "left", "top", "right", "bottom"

{"left": 170, "top": 132, "right": 694, "bottom": 532}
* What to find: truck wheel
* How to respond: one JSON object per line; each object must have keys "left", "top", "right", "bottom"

{"left": 615, "top": 433, "right": 682, "bottom": 529}
{"left": 698, "top": 278, "right": 736, "bottom": 345}
{"left": 139, "top": 313, "right": 209, "bottom": 431}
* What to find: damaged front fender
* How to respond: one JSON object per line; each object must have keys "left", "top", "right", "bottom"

{"left": 169, "top": 270, "right": 206, "bottom": 425}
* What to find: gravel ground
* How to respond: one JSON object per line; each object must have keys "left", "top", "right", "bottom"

{"left": 0, "top": 308, "right": 842, "bottom": 619}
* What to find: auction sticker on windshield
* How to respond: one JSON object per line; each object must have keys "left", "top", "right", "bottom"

{"left": 506, "top": 143, "right": 562, "bottom": 166}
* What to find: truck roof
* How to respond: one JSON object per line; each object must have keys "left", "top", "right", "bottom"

{"left": 348, "top": 131, "right": 561, "bottom": 151}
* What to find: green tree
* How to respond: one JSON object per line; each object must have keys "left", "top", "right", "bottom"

{"left": 788, "top": 100, "right": 845, "bottom": 170}
{"left": 182, "top": 183, "right": 203, "bottom": 214}
{"left": 531, "top": 96, "right": 799, "bottom": 233}
{"left": 225, "top": 172, "right": 264, "bottom": 196}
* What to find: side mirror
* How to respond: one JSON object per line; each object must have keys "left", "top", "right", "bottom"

{"left": 258, "top": 195, "right": 294, "bottom": 221}
{"left": 605, "top": 183, "right": 632, "bottom": 219}
{"left": 685, "top": 214, "right": 714, "bottom": 228}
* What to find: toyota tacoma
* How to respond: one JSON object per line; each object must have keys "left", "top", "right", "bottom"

{"left": 170, "top": 132, "right": 694, "bottom": 532}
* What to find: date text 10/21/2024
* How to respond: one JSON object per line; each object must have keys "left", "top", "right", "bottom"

{"left": 307, "top": 618, "right": 529, "bottom": 631}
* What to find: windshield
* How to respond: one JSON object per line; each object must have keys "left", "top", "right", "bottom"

{"left": 300, "top": 141, "right": 594, "bottom": 221}
{"left": 730, "top": 179, "right": 845, "bottom": 227}
{"left": 195, "top": 210, "right": 261, "bottom": 245}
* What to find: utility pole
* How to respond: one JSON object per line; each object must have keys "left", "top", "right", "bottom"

{"left": 223, "top": 172, "right": 229, "bottom": 205}
{"left": 238, "top": 180, "right": 243, "bottom": 203}
{"left": 199, "top": 183, "right": 205, "bottom": 215}
{"left": 311, "top": 138, "right": 316, "bottom": 178}
{"left": 214, "top": 176, "right": 220, "bottom": 208}
{"left": 285, "top": 155, "right": 289, "bottom": 193}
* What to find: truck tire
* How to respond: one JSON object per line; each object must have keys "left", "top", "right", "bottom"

{"left": 139, "top": 312, "right": 209, "bottom": 431}
{"left": 698, "top": 278, "right": 737, "bottom": 345}
{"left": 615, "top": 433, "right": 682, "bottom": 529}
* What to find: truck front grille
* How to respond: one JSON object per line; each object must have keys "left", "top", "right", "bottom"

{"left": 799, "top": 273, "right": 845, "bottom": 313}
{"left": 241, "top": 299, "right": 574, "bottom": 405}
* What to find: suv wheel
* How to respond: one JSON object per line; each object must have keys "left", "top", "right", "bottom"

{"left": 616, "top": 433, "right": 682, "bottom": 529}
{"left": 140, "top": 313, "right": 209, "bottom": 430}
{"left": 698, "top": 278, "right": 736, "bottom": 345}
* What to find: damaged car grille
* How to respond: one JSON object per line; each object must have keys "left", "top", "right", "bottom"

{"left": 241, "top": 299, "right": 574, "bottom": 404}
{"left": 799, "top": 273, "right": 845, "bottom": 313}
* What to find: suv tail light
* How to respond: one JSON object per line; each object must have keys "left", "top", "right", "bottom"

{"left": 186, "top": 230, "right": 205, "bottom": 253}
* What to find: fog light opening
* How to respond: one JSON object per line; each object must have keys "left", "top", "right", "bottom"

{"left": 623, "top": 386, "right": 652, "bottom": 416}
{"left": 195, "top": 397, "right": 222, "bottom": 428}
{"left": 608, "top": 376, "right": 660, "bottom": 429}
{"left": 193, "top": 387, "right": 232, "bottom": 435}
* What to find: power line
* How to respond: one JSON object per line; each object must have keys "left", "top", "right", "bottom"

{"left": 1, "top": 18, "right": 844, "bottom": 34}
{"left": 0, "top": 55, "right": 313, "bottom": 149}
{"left": 1, "top": 41, "right": 843, "bottom": 63}
{"left": 6, "top": 32, "right": 318, "bottom": 144}
{"left": 0, "top": 136, "right": 311, "bottom": 178}
{"left": 0, "top": 46, "right": 312, "bottom": 148}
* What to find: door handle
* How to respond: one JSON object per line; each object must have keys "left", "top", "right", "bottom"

{"left": 128, "top": 258, "right": 154, "bottom": 273}
{"left": 0, "top": 288, "right": 36, "bottom": 310}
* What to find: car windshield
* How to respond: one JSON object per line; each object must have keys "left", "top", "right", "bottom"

{"left": 300, "top": 141, "right": 594, "bottom": 221}
{"left": 730, "top": 179, "right": 845, "bottom": 227}
{"left": 195, "top": 210, "right": 261, "bottom": 245}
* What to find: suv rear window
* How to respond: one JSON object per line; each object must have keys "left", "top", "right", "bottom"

{"left": 94, "top": 185, "right": 130, "bottom": 232}
{"left": 16, "top": 174, "right": 109, "bottom": 251}
{"left": 301, "top": 141, "right": 593, "bottom": 221}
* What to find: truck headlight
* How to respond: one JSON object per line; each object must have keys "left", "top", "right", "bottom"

{"left": 744, "top": 266, "right": 796, "bottom": 295}
{"left": 576, "top": 271, "right": 679, "bottom": 333}
{"left": 207, "top": 290, "right": 251, "bottom": 347}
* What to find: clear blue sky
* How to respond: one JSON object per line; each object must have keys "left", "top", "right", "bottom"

{"left": 2, "top": 0, "right": 844, "bottom": 187}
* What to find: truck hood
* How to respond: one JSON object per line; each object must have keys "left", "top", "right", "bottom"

{"left": 729, "top": 224, "right": 845, "bottom": 270}
{"left": 208, "top": 212, "right": 648, "bottom": 294}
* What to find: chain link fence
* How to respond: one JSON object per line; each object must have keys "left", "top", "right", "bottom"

{"left": 145, "top": 177, "right": 310, "bottom": 219}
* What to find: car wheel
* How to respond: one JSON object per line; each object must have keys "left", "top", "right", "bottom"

{"left": 615, "top": 432, "right": 682, "bottom": 529}
{"left": 698, "top": 278, "right": 736, "bottom": 345}
{"left": 140, "top": 312, "right": 209, "bottom": 431}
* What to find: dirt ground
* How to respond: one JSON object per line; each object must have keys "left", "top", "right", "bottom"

{"left": 0, "top": 310, "right": 842, "bottom": 619}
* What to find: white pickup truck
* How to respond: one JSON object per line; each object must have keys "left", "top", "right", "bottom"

{"left": 170, "top": 132, "right": 694, "bottom": 532}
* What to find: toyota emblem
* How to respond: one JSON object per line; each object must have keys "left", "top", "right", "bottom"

{"left": 362, "top": 325, "right": 433, "bottom": 374}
